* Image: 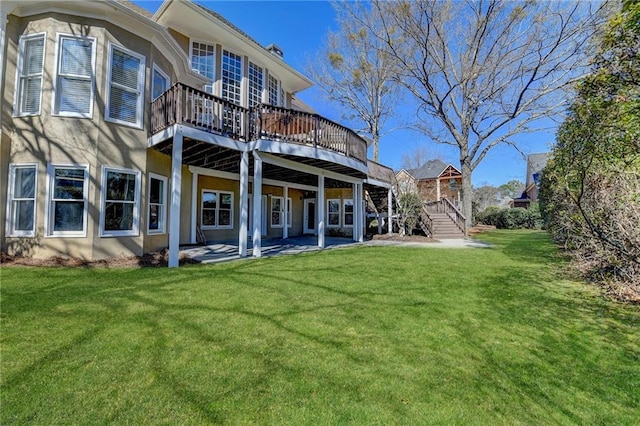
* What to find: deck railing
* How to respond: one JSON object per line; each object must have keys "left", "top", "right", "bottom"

{"left": 367, "top": 160, "right": 394, "bottom": 184}
{"left": 250, "top": 104, "right": 367, "bottom": 164}
{"left": 150, "top": 83, "right": 368, "bottom": 164}
{"left": 424, "top": 199, "right": 467, "bottom": 235}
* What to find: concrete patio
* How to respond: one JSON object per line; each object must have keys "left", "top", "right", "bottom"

{"left": 180, "top": 235, "right": 492, "bottom": 263}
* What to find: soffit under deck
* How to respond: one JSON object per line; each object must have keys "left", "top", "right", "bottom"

{"left": 151, "top": 138, "right": 364, "bottom": 188}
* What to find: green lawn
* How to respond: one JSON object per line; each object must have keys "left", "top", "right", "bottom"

{"left": 1, "top": 230, "right": 639, "bottom": 425}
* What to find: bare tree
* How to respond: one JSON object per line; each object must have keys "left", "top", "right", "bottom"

{"left": 353, "top": 0, "right": 609, "bottom": 226}
{"left": 400, "top": 144, "right": 437, "bottom": 170}
{"left": 307, "top": 2, "right": 399, "bottom": 162}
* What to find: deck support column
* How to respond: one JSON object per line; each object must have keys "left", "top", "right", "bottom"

{"left": 0, "top": 9, "right": 6, "bottom": 133}
{"left": 239, "top": 150, "right": 249, "bottom": 257}
{"left": 252, "top": 152, "right": 263, "bottom": 257}
{"left": 168, "top": 129, "right": 183, "bottom": 268}
{"left": 353, "top": 183, "right": 359, "bottom": 242}
{"left": 437, "top": 178, "right": 441, "bottom": 201}
{"left": 388, "top": 187, "right": 393, "bottom": 235}
{"left": 317, "top": 175, "right": 325, "bottom": 249}
{"left": 355, "top": 183, "right": 364, "bottom": 243}
{"left": 282, "top": 185, "right": 289, "bottom": 239}
{"left": 190, "top": 171, "right": 198, "bottom": 244}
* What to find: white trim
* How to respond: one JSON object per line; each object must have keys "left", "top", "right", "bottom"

{"left": 200, "top": 189, "right": 234, "bottom": 230}
{"left": 13, "top": 32, "right": 45, "bottom": 117}
{"left": 270, "top": 196, "right": 284, "bottom": 228}
{"left": 365, "top": 177, "right": 392, "bottom": 189}
{"left": 6, "top": 163, "right": 37, "bottom": 237}
{"left": 105, "top": 42, "right": 146, "bottom": 129}
{"left": 99, "top": 166, "right": 142, "bottom": 237}
{"left": 151, "top": 63, "right": 170, "bottom": 101}
{"left": 51, "top": 33, "right": 96, "bottom": 118}
{"left": 147, "top": 172, "right": 168, "bottom": 235}
{"left": 45, "top": 163, "right": 90, "bottom": 237}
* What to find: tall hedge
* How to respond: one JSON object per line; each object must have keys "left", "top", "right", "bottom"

{"left": 540, "top": 1, "right": 640, "bottom": 302}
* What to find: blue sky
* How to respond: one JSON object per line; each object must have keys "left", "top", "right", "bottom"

{"left": 133, "top": 0, "right": 555, "bottom": 186}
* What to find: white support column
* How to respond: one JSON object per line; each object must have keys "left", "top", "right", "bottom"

{"left": 353, "top": 183, "right": 359, "bottom": 242}
{"left": 356, "top": 183, "right": 364, "bottom": 243}
{"left": 317, "top": 175, "right": 325, "bottom": 248}
{"left": 239, "top": 151, "right": 249, "bottom": 257}
{"left": 168, "top": 129, "right": 183, "bottom": 268}
{"left": 282, "top": 185, "right": 289, "bottom": 239}
{"left": 437, "top": 178, "right": 441, "bottom": 201}
{"left": 252, "top": 152, "right": 263, "bottom": 257}
{"left": 387, "top": 187, "right": 393, "bottom": 235}
{"left": 190, "top": 171, "right": 198, "bottom": 244}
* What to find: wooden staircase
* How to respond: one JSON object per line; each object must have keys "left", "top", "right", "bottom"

{"left": 420, "top": 199, "right": 467, "bottom": 239}
{"left": 429, "top": 213, "right": 465, "bottom": 239}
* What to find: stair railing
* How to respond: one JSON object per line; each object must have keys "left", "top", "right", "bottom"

{"left": 441, "top": 198, "right": 467, "bottom": 235}
{"left": 419, "top": 205, "right": 434, "bottom": 237}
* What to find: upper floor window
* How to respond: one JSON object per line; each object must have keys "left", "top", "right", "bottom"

{"left": 222, "top": 49, "right": 242, "bottom": 105}
{"left": 6, "top": 163, "right": 37, "bottom": 237}
{"left": 268, "top": 74, "right": 282, "bottom": 107}
{"left": 106, "top": 43, "right": 145, "bottom": 128}
{"left": 15, "top": 33, "right": 45, "bottom": 116}
{"left": 191, "top": 41, "right": 215, "bottom": 93}
{"left": 53, "top": 35, "right": 96, "bottom": 117}
{"left": 152, "top": 64, "right": 170, "bottom": 101}
{"left": 47, "top": 164, "right": 89, "bottom": 236}
{"left": 248, "top": 62, "right": 263, "bottom": 107}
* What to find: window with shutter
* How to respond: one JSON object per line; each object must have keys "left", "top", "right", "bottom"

{"left": 54, "top": 35, "right": 96, "bottom": 117}
{"left": 106, "top": 44, "right": 145, "bottom": 128}
{"left": 15, "top": 33, "right": 45, "bottom": 116}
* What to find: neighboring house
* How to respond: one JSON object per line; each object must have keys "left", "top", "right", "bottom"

{"left": 0, "top": 0, "right": 393, "bottom": 266}
{"left": 511, "top": 152, "right": 550, "bottom": 208}
{"left": 396, "top": 159, "right": 463, "bottom": 206}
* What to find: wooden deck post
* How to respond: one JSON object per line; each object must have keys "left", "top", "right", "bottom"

{"left": 283, "top": 185, "right": 289, "bottom": 239}
{"left": 190, "top": 171, "right": 198, "bottom": 244}
{"left": 388, "top": 187, "right": 393, "bottom": 235}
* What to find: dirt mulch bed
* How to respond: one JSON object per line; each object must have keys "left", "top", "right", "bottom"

{"left": 0, "top": 250, "right": 200, "bottom": 268}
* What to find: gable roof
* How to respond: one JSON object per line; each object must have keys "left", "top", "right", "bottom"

{"left": 408, "top": 159, "right": 459, "bottom": 180}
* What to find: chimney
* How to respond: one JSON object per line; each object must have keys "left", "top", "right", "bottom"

{"left": 266, "top": 43, "right": 283, "bottom": 58}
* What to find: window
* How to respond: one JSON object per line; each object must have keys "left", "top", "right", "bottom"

{"left": 47, "top": 165, "right": 89, "bottom": 236}
{"left": 148, "top": 174, "right": 167, "bottom": 234}
{"left": 268, "top": 74, "right": 280, "bottom": 106}
{"left": 327, "top": 199, "right": 341, "bottom": 228}
{"left": 201, "top": 190, "right": 233, "bottom": 229}
{"left": 106, "top": 44, "right": 145, "bottom": 127}
{"left": 100, "top": 167, "right": 141, "bottom": 236}
{"left": 343, "top": 199, "right": 354, "bottom": 227}
{"left": 6, "top": 164, "right": 37, "bottom": 237}
{"left": 449, "top": 179, "right": 458, "bottom": 191}
{"left": 248, "top": 62, "right": 263, "bottom": 107}
{"left": 152, "top": 64, "right": 170, "bottom": 101}
{"left": 271, "top": 196, "right": 292, "bottom": 228}
{"left": 15, "top": 33, "right": 45, "bottom": 116}
{"left": 191, "top": 41, "right": 215, "bottom": 83}
{"left": 221, "top": 50, "right": 242, "bottom": 105}
{"left": 54, "top": 35, "right": 95, "bottom": 117}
